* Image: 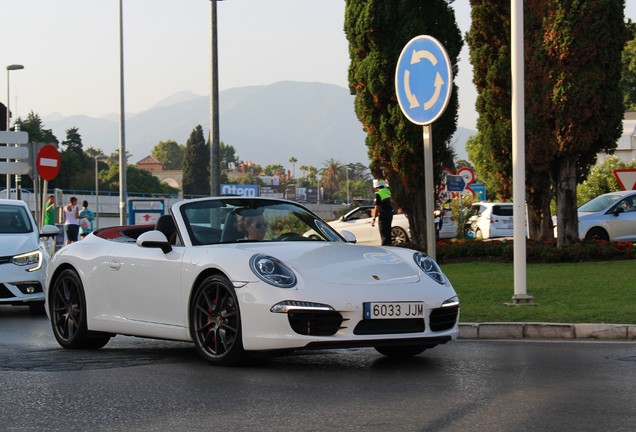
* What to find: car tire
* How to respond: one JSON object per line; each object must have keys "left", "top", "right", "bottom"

{"left": 585, "top": 227, "right": 609, "bottom": 241}
{"left": 374, "top": 344, "right": 432, "bottom": 357}
{"left": 190, "top": 274, "right": 248, "bottom": 366}
{"left": 49, "top": 268, "right": 111, "bottom": 349}
{"left": 391, "top": 226, "right": 409, "bottom": 246}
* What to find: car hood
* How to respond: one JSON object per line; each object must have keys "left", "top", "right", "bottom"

{"left": 233, "top": 242, "right": 420, "bottom": 285}
{"left": 578, "top": 211, "right": 601, "bottom": 217}
{"left": 0, "top": 233, "right": 37, "bottom": 256}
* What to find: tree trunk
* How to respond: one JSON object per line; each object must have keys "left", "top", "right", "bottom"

{"left": 406, "top": 187, "right": 429, "bottom": 251}
{"left": 555, "top": 155, "right": 579, "bottom": 247}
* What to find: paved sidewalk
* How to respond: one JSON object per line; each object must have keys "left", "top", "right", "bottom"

{"left": 459, "top": 322, "right": 636, "bottom": 340}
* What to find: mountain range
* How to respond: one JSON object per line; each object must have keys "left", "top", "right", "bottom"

{"left": 42, "top": 81, "right": 473, "bottom": 168}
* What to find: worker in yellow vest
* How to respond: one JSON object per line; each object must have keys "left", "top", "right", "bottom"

{"left": 371, "top": 179, "right": 393, "bottom": 246}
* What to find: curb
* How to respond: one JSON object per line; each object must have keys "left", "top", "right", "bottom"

{"left": 458, "top": 322, "right": 636, "bottom": 340}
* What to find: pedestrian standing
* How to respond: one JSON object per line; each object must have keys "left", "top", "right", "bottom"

{"left": 371, "top": 179, "right": 393, "bottom": 246}
{"left": 44, "top": 195, "right": 56, "bottom": 226}
{"left": 79, "top": 200, "right": 96, "bottom": 239}
{"left": 63, "top": 197, "right": 82, "bottom": 245}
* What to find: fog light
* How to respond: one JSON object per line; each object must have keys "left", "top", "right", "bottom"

{"left": 26, "top": 286, "right": 35, "bottom": 294}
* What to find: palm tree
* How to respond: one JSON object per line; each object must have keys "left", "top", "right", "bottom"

{"left": 289, "top": 156, "right": 297, "bottom": 181}
{"left": 321, "top": 159, "right": 342, "bottom": 201}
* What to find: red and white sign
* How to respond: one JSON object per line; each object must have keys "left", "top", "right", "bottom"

{"left": 613, "top": 169, "right": 636, "bottom": 190}
{"left": 36, "top": 144, "right": 61, "bottom": 181}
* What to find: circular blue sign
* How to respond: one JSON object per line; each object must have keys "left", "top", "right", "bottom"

{"left": 395, "top": 35, "right": 453, "bottom": 125}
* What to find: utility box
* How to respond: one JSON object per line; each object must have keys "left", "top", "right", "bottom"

{"left": 128, "top": 199, "right": 165, "bottom": 226}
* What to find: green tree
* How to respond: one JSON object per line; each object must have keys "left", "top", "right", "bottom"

{"left": 526, "top": 0, "right": 627, "bottom": 246}
{"left": 60, "top": 127, "right": 85, "bottom": 160}
{"left": 320, "top": 159, "right": 342, "bottom": 201}
{"left": 465, "top": 2, "right": 512, "bottom": 202}
{"left": 220, "top": 142, "right": 239, "bottom": 170}
{"left": 152, "top": 140, "right": 184, "bottom": 170}
{"left": 263, "top": 164, "right": 285, "bottom": 177}
{"left": 299, "top": 164, "right": 318, "bottom": 187}
{"left": 100, "top": 164, "right": 178, "bottom": 195}
{"left": 345, "top": 0, "right": 462, "bottom": 247}
{"left": 14, "top": 112, "right": 58, "bottom": 144}
{"left": 182, "top": 125, "right": 210, "bottom": 197}
{"left": 289, "top": 156, "right": 298, "bottom": 180}
{"left": 8, "top": 112, "right": 58, "bottom": 190}
{"left": 620, "top": 20, "right": 636, "bottom": 110}
{"left": 467, "top": 1, "right": 627, "bottom": 245}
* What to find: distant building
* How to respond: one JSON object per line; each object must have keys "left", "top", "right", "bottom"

{"left": 136, "top": 155, "right": 183, "bottom": 193}
{"left": 597, "top": 111, "right": 636, "bottom": 164}
{"left": 137, "top": 155, "right": 163, "bottom": 172}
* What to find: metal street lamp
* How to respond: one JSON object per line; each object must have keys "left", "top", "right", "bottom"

{"left": 345, "top": 163, "right": 350, "bottom": 205}
{"left": 93, "top": 155, "right": 107, "bottom": 229}
{"left": 210, "top": 0, "right": 224, "bottom": 196}
{"left": 118, "top": 0, "right": 128, "bottom": 224}
{"left": 5, "top": 64, "right": 24, "bottom": 199}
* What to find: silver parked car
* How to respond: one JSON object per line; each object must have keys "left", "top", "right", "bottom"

{"left": 0, "top": 199, "right": 59, "bottom": 313}
{"left": 575, "top": 190, "right": 636, "bottom": 241}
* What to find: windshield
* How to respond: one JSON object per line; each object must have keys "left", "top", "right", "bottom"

{"left": 0, "top": 204, "right": 34, "bottom": 234}
{"left": 180, "top": 198, "right": 344, "bottom": 245}
{"left": 578, "top": 194, "right": 623, "bottom": 212}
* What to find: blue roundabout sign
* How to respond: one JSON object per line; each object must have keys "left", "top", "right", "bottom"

{"left": 395, "top": 35, "right": 453, "bottom": 125}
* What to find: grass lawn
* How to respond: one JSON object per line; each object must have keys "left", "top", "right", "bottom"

{"left": 441, "top": 260, "right": 634, "bottom": 324}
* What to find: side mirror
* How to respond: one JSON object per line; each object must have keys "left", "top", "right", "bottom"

{"left": 40, "top": 225, "right": 60, "bottom": 237}
{"left": 137, "top": 230, "right": 172, "bottom": 253}
{"left": 612, "top": 207, "right": 624, "bottom": 217}
{"left": 340, "top": 230, "right": 357, "bottom": 244}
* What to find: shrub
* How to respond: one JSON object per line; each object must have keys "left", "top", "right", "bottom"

{"left": 426, "top": 238, "right": 635, "bottom": 263}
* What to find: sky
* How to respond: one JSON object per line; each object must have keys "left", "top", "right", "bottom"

{"left": 3, "top": 1, "right": 636, "bottom": 134}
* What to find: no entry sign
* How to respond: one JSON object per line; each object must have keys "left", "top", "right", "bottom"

{"left": 36, "top": 144, "right": 61, "bottom": 181}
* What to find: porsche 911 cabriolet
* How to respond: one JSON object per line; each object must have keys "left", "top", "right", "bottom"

{"left": 45, "top": 197, "right": 460, "bottom": 366}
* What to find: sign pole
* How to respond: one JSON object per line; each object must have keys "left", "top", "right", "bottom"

{"left": 423, "top": 125, "right": 436, "bottom": 260}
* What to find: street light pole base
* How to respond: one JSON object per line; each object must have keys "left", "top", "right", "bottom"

{"left": 504, "top": 294, "right": 538, "bottom": 307}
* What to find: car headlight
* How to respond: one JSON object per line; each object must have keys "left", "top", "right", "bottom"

{"left": 12, "top": 250, "right": 43, "bottom": 271}
{"left": 413, "top": 252, "right": 446, "bottom": 285}
{"left": 250, "top": 254, "right": 297, "bottom": 288}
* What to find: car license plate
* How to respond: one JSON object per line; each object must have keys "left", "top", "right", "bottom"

{"left": 363, "top": 302, "right": 424, "bottom": 319}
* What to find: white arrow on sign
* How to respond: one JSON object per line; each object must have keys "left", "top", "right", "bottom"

{"left": 0, "top": 146, "right": 29, "bottom": 159}
{"left": 0, "top": 131, "right": 28, "bottom": 144}
{"left": 0, "top": 161, "right": 30, "bottom": 175}
{"left": 613, "top": 169, "right": 636, "bottom": 190}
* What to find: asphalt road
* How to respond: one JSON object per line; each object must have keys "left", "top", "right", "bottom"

{"left": 1, "top": 305, "right": 635, "bottom": 432}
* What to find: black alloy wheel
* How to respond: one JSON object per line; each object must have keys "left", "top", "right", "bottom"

{"left": 49, "top": 268, "right": 110, "bottom": 349}
{"left": 190, "top": 275, "right": 247, "bottom": 366}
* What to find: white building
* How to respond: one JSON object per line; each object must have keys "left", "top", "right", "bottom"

{"left": 597, "top": 111, "right": 636, "bottom": 163}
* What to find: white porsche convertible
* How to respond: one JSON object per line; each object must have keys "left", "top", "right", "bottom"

{"left": 45, "top": 197, "right": 460, "bottom": 366}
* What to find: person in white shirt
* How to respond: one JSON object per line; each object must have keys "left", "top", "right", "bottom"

{"left": 63, "top": 196, "right": 83, "bottom": 245}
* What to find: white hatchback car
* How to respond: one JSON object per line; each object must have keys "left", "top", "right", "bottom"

{"left": 0, "top": 199, "right": 59, "bottom": 313}
{"left": 328, "top": 206, "right": 411, "bottom": 245}
{"left": 576, "top": 190, "right": 636, "bottom": 241}
{"left": 465, "top": 202, "right": 514, "bottom": 239}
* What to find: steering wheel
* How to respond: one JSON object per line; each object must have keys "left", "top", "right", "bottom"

{"left": 275, "top": 232, "right": 304, "bottom": 241}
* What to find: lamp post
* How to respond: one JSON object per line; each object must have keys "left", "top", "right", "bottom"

{"left": 5, "top": 64, "right": 24, "bottom": 199}
{"left": 345, "top": 163, "right": 350, "bottom": 205}
{"left": 118, "top": 0, "right": 128, "bottom": 224}
{"left": 209, "top": 0, "right": 223, "bottom": 197}
{"left": 93, "top": 155, "right": 107, "bottom": 229}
